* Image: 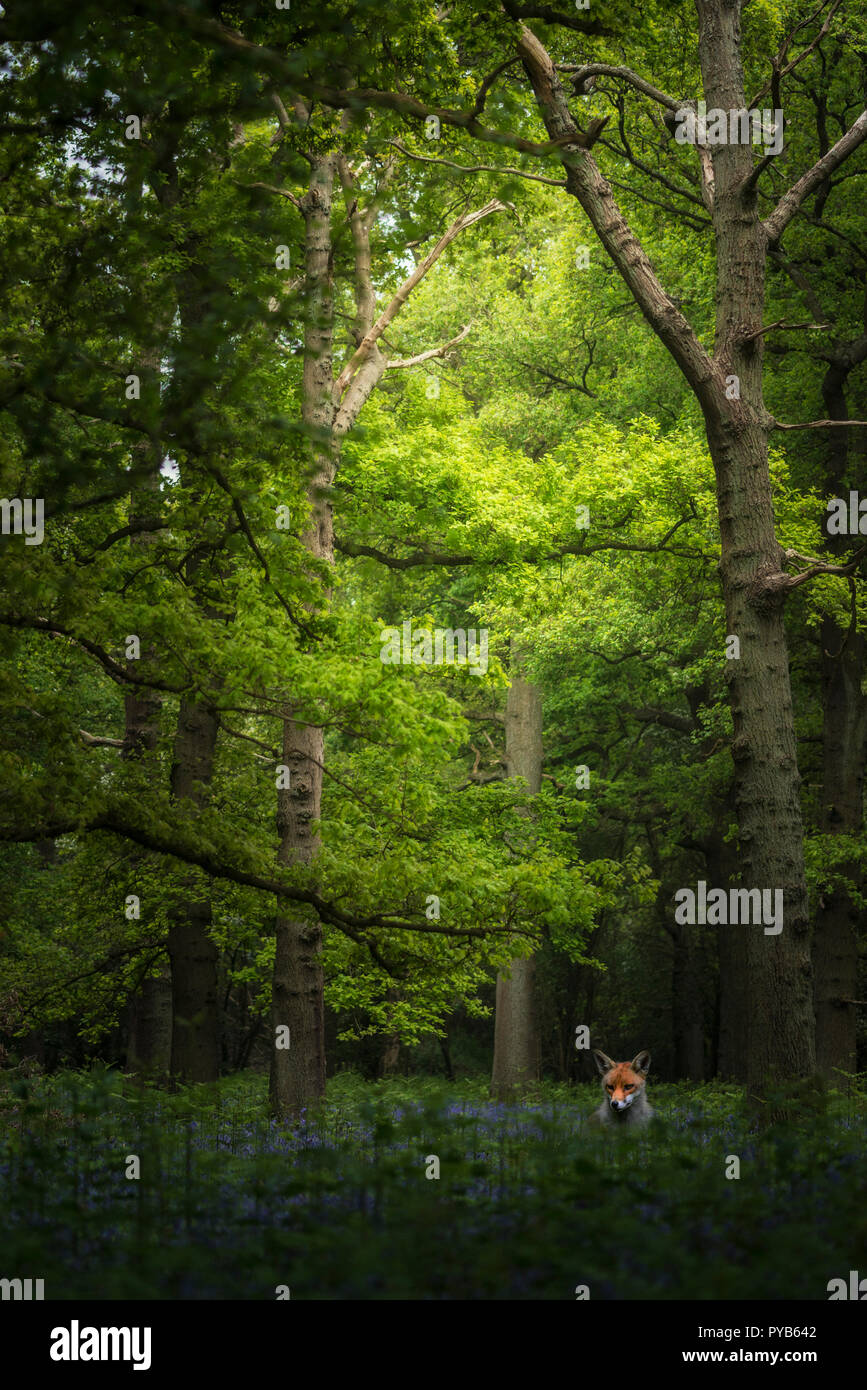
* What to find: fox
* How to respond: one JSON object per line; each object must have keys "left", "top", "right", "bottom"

{"left": 588, "top": 1049, "right": 654, "bottom": 1129}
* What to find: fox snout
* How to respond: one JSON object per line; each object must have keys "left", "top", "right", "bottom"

{"left": 609, "top": 1093, "right": 636, "bottom": 1112}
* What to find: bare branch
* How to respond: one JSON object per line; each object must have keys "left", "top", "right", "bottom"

{"left": 389, "top": 139, "right": 566, "bottom": 188}
{"left": 334, "top": 505, "right": 704, "bottom": 570}
{"left": 630, "top": 706, "right": 696, "bottom": 735}
{"left": 558, "top": 63, "right": 679, "bottom": 111}
{"left": 748, "top": 0, "right": 845, "bottom": 108}
{"left": 782, "top": 544, "right": 867, "bottom": 589}
{"left": 204, "top": 462, "right": 319, "bottom": 638}
{"left": 0, "top": 614, "right": 187, "bottom": 693}
{"left": 500, "top": 1, "right": 613, "bottom": 36}
{"left": 515, "top": 357, "right": 597, "bottom": 398}
{"left": 514, "top": 25, "right": 718, "bottom": 408}
{"left": 763, "top": 109, "right": 867, "bottom": 243}
{"left": 335, "top": 539, "right": 475, "bottom": 569}
{"left": 333, "top": 200, "right": 508, "bottom": 402}
{"left": 741, "top": 319, "right": 831, "bottom": 342}
{"left": 238, "top": 179, "right": 302, "bottom": 209}
{"left": 173, "top": 7, "right": 607, "bottom": 160}
{"left": 471, "top": 56, "right": 522, "bottom": 119}
{"left": 78, "top": 730, "right": 125, "bottom": 749}
{"left": 386, "top": 325, "right": 472, "bottom": 369}
{"left": 772, "top": 418, "right": 867, "bottom": 430}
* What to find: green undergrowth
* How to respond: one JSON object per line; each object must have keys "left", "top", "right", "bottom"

{"left": 1, "top": 1068, "right": 865, "bottom": 1299}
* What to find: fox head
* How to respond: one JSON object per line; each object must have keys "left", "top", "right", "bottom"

{"left": 592, "top": 1049, "right": 651, "bottom": 1113}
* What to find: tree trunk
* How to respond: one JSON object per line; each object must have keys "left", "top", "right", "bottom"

{"left": 378, "top": 987, "right": 402, "bottom": 1076}
{"left": 516, "top": 6, "right": 826, "bottom": 1118}
{"left": 270, "top": 716, "right": 327, "bottom": 1117}
{"left": 126, "top": 967, "right": 172, "bottom": 1076}
{"left": 269, "top": 151, "right": 336, "bottom": 1120}
{"left": 695, "top": 2, "right": 816, "bottom": 1117}
{"left": 671, "top": 917, "right": 705, "bottom": 1081}
{"left": 812, "top": 351, "right": 867, "bottom": 1082}
{"left": 122, "top": 353, "right": 172, "bottom": 1078}
{"left": 167, "top": 697, "right": 220, "bottom": 1082}
{"left": 813, "top": 618, "right": 865, "bottom": 1084}
{"left": 491, "top": 648, "right": 542, "bottom": 1099}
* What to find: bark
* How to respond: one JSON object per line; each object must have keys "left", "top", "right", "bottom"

{"left": 670, "top": 915, "right": 705, "bottom": 1081}
{"left": 141, "top": 130, "right": 225, "bottom": 1086}
{"left": 516, "top": 9, "right": 822, "bottom": 1117}
{"left": 126, "top": 963, "right": 172, "bottom": 1076}
{"left": 491, "top": 645, "right": 543, "bottom": 1099}
{"left": 268, "top": 146, "right": 503, "bottom": 1119}
{"left": 380, "top": 1037, "right": 401, "bottom": 1077}
{"left": 708, "top": 822, "right": 747, "bottom": 1082}
{"left": 695, "top": 2, "right": 814, "bottom": 1116}
{"left": 377, "top": 987, "right": 403, "bottom": 1076}
{"left": 122, "top": 346, "right": 172, "bottom": 1078}
{"left": 814, "top": 623, "right": 865, "bottom": 1082}
{"left": 167, "top": 696, "right": 220, "bottom": 1082}
{"left": 813, "top": 349, "right": 867, "bottom": 1082}
{"left": 270, "top": 715, "right": 328, "bottom": 1117}
{"left": 269, "top": 150, "right": 335, "bottom": 1121}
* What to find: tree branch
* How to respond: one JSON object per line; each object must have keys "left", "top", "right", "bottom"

{"left": 389, "top": 139, "right": 566, "bottom": 187}
{"left": 558, "top": 63, "right": 679, "bottom": 111}
{"left": 741, "top": 319, "right": 831, "bottom": 342}
{"left": 514, "top": 25, "right": 718, "bottom": 408}
{"left": 332, "top": 199, "right": 508, "bottom": 403}
{"left": 772, "top": 418, "right": 867, "bottom": 430}
{"left": 763, "top": 109, "right": 867, "bottom": 243}
{"left": 386, "top": 325, "right": 472, "bottom": 369}
{"left": 0, "top": 614, "right": 188, "bottom": 692}
{"left": 237, "top": 180, "right": 303, "bottom": 209}
{"left": 0, "top": 805, "right": 539, "bottom": 942}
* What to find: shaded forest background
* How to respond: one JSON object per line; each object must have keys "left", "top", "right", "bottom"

{"left": 1, "top": 0, "right": 866, "bottom": 1116}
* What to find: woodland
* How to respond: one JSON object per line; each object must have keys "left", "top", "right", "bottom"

{"left": 1, "top": 0, "right": 866, "bottom": 1302}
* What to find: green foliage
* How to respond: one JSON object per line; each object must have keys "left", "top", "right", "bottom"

{"left": 2, "top": 1070, "right": 866, "bottom": 1298}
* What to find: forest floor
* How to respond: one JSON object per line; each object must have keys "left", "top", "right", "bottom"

{"left": 1, "top": 1069, "right": 865, "bottom": 1299}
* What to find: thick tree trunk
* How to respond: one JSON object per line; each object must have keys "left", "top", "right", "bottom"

{"left": 812, "top": 356, "right": 867, "bottom": 1082}
{"left": 671, "top": 918, "right": 705, "bottom": 1081}
{"left": 713, "top": 802, "right": 748, "bottom": 1083}
{"left": 122, "top": 365, "right": 172, "bottom": 1077}
{"left": 126, "top": 968, "right": 172, "bottom": 1075}
{"left": 516, "top": 6, "right": 825, "bottom": 1117}
{"left": 270, "top": 717, "right": 327, "bottom": 1117}
{"left": 703, "top": 377, "right": 815, "bottom": 1113}
{"left": 378, "top": 987, "right": 402, "bottom": 1076}
{"left": 491, "top": 650, "right": 542, "bottom": 1098}
{"left": 167, "top": 697, "right": 220, "bottom": 1082}
{"left": 813, "top": 625, "right": 865, "bottom": 1084}
{"left": 716, "top": 914, "right": 748, "bottom": 1081}
{"left": 269, "top": 152, "right": 336, "bottom": 1120}
{"left": 694, "top": 2, "right": 816, "bottom": 1117}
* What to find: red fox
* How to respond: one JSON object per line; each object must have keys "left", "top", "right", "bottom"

{"left": 588, "top": 1049, "right": 653, "bottom": 1129}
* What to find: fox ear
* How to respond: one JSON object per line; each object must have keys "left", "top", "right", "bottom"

{"left": 631, "top": 1050, "right": 651, "bottom": 1076}
{"left": 592, "top": 1049, "right": 614, "bottom": 1075}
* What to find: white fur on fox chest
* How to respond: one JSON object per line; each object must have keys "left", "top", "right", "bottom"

{"left": 595, "top": 1093, "right": 654, "bottom": 1127}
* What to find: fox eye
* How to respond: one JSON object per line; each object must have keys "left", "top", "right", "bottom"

{"left": 605, "top": 1085, "right": 613, "bottom": 1092}
{"left": 624, "top": 1084, "right": 634, "bottom": 1091}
